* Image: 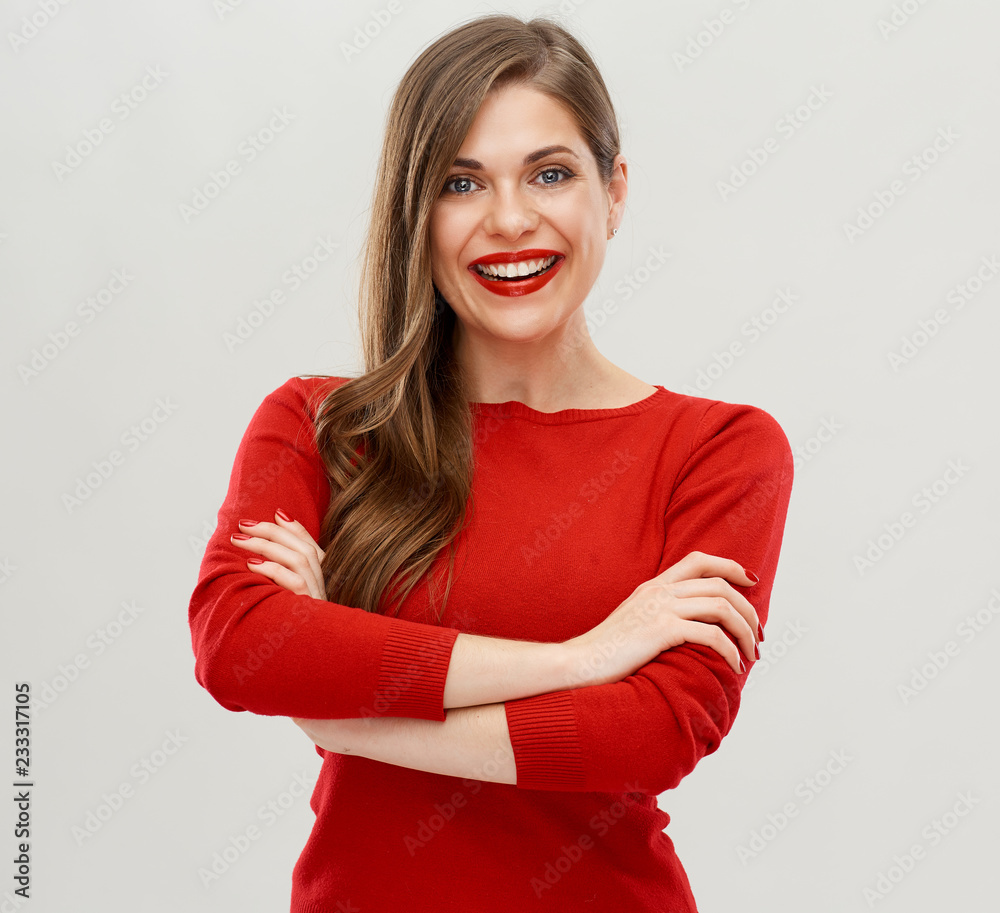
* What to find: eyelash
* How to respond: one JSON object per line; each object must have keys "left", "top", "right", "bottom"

{"left": 442, "top": 165, "right": 576, "bottom": 196}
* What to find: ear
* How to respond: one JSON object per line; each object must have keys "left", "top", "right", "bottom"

{"left": 607, "top": 153, "right": 628, "bottom": 231}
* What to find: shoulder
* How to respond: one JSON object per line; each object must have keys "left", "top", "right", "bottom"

{"left": 262, "top": 374, "right": 355, "bottom": 421}
{"left": 656, "top": 387, "right": 793, "bottom": 470}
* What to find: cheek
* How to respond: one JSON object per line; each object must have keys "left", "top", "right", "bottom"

{"left": 430, "top": 216, "right": 463, "bottom": 270}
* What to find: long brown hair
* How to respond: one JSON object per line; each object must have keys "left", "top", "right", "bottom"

{"left": 302, "top": 13, "right": 622, "bottom": 619}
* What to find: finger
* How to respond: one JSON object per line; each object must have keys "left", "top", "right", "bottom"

{"left": 234, "top": 522, "right": 325, "bottom": 587}
{"left": 248, "top": 544, "right": 323, "bottom": 597}
{"left": 658, "top": 552, "right": 758, "bottom": 592}
{"left": 238, "top": 519, "right": 318, "bottom": 556}
{"left": 273, "top": 510, "right": 325, "bottom": 562}
{"left": 672, "top": 619, "right": 744, "bottom": 675}
{"left": 245, "top": 557, "right": 322, "bottom": 599}
{"left": 662, "top": 576, "right": 760, "bottom": 646}
{"left": 657, "top": 593, "right": 758, "bottom": 665}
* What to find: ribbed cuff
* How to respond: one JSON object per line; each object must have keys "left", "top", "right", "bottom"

{"left": 371, "top": 623, "right": 460, "bottom": 721}
{"left": 505, "top": 690, "right": 586, "bottom": 790}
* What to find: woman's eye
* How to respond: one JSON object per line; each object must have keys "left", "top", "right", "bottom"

{"left": 537, "top": 166, "right": 574, "bottom": 185}
{"left": 443, "top": 166, "right": 574, "bottom": 196}
{"left": 444, "top": 176, "right": 479, "bottom": 195}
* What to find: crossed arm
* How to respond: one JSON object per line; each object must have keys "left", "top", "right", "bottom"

{"left": 294, "top": 702, "right": 519, "bottom": 785}
{"left": 207, "top": 389, "right": 792, "bottom": 793}
{"left": 233, "top": 510, "right": 576, "bottom": 784}
{"left": 229, "top": 511, "right": 755, "bottom": 790}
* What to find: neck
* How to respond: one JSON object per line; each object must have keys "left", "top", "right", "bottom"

{"left": 452, "top": 308, "right": 621, "bottom": 410}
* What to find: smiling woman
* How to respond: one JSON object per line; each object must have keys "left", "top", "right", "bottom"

{"left": 187, "top": 12, "right": 793, "bottom": 911}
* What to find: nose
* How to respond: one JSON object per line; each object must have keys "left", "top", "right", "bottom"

{"left": 482, "top": 181, "right": 538, "bottom": 240}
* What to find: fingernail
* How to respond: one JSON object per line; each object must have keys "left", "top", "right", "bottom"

{"left": 745, "top": 569, "right": 760, "bottom": 585}
{"left": 232, "top": 533, "right": 251, "bottom": 541}
{"left": 754, "top": 642, "right": 760, "bottom": 661}
{"left": 240, "top": 519, "right": 259, "bottom": 527}
{"left": 276, "top": 508, "right": 292, "bottom": 522}
{"left": 739, "top": 657, "right": 746, "bottom": 674}
{"left": 758, "top": 622, "right": 764, "bottom": 643}
{"left": 247, "top": 557, "right": 265, "bottom": 565}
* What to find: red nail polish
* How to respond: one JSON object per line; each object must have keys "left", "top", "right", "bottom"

{"left": 739, "top": 657, "right": 746, "bottom": 674}
{"left": 247, "top": 557, "right": 265, "bottom": 565}
{"left": 232, "top": 533, "right": 251, "bottom": 541}
{"left": 276, "top": 508, "right": 292, "bottom": 522}
{"left": 758, "top": 622, "right": 765, "bottom": 643}
{"left": 754, "top": 642, "right": 760, "bottom": 661}
{"left": 745, "top": 569, "right": 760, "bottom": 585}
{"left": 240, "top": 519, "right": 259, "bottom": 527}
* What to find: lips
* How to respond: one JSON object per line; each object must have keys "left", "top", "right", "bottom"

{"left": 467, "top": 249, "right": 565, "bottom": 298}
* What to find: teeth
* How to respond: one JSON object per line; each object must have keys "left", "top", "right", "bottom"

{"left": 475, "top": 255, "right": 557, "bottom": 279}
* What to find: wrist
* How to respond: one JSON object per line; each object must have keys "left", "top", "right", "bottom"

{"left": 559, "top": 634, "right": 614, "bottom": 689}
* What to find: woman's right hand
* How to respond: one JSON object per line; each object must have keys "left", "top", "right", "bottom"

{"left": 562, "top": 551, "right": 760, "bottom": 687}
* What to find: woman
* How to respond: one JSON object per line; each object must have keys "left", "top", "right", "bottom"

{"left": 188, "top": 13, "right": 793, "bottom": 911}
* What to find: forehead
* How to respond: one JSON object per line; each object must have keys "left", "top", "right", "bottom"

{"left": 455, "top": 84, "right": 586, "bottom": 163}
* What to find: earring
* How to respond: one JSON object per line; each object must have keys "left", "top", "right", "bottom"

{"left": 611, "top": 228, "right": 618, "bottom": 238}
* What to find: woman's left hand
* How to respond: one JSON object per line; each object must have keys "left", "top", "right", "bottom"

{"left": 229, "top": 510, "right": 327, "bottom": 600}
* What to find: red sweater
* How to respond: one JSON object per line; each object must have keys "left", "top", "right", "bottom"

{"left": 187, "top": 375, "right": 793, "bottom": 911}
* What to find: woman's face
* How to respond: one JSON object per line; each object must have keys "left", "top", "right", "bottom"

{"left": 429, "top": 83, "right": 626, "bottom": 361}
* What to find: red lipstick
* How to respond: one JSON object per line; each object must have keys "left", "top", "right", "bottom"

{"left": 467, "top": 249, "right": 564, "bottom": 298}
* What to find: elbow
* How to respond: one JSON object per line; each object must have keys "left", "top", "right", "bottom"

{"left": 188, "top": 574, "right": 299, "bottom": 715}
{"left": 642, "top": 699, "right": 734, "bottom": 796}
{"left": 641, "top": 744, "right": 702, "bottom": 796}
{"left": 193, "top": 644, "right": 250, "bottom": 713}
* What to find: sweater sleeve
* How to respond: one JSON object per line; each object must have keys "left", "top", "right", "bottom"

{"left": 503, "top": 401, "right": 794, "bottom": 794}
{"left": 187, "top": 376, "right": 461, "bottom": 720}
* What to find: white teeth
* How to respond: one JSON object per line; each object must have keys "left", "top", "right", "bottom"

{"left": 475, "top": 256, "right": 557, "bottom": 279}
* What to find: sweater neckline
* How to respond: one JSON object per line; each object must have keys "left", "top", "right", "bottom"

{"left": 469, "top": 385, "right": 668, "bottom": 424}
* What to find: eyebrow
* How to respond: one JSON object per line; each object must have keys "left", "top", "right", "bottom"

{"left": 451, "top": 145, "right": 580, "bottom": 170}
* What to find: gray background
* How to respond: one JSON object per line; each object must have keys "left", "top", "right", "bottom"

{"left": 2, "top": 0, "right": 997, "bottom": 910}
